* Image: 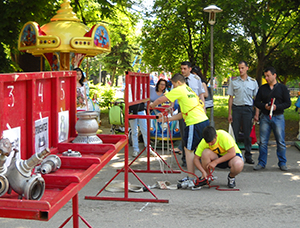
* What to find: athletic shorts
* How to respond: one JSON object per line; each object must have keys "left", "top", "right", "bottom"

{"left": 183, "top": 119, "right": 210, "bottom": 151}
{"left": 216, "top": 153, "right": 243, "bottom": 169}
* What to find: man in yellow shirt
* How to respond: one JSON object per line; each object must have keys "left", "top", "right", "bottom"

{"left": 194, "top": 126, "right": 244, "bottom": 188}
{"left": 150, "top": 73, "right": 209, "bottom": 181}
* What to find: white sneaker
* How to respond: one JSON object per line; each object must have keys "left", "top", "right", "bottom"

{"left": 132, "top": 151, "right": 138, "bottom": 157}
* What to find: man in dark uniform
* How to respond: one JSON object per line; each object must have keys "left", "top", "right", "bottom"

{"left": 227, "top": 61, "right": 259, "bottom": 164}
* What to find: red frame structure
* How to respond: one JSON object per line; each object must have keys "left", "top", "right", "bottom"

{"left": 123, "top": 72, "right": 180, "bottom": 175}
{"left": 0, "top": 71, "right": 127, "bottom": 227}
{"left": 85, "top": 72, "right": 180, "bottom": 204}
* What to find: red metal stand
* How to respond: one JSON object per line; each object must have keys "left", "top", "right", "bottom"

{"left": 59, "top": 194, "right": 92, "bottom": 228}
{"left": 0, "top": 71, "right": 128, "bottom": 227}
{"left": 85, "top": 72, "right": 180, "bottom": 203}
{"left": 123, "top": 107, "right": 181, "bottom": 174}
{"left": 124, "top": 73, "right": 180, "bottom": 175}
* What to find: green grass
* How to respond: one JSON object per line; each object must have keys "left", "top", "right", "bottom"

{"left": 210, "top": 95, "right": 229, "bottom": 118}
{"left": 101, "top": 95, "right": 299, "bottom": 121}
{"left": 101, "top": 108, "right": 109, "bottom": 114}
{"left": 284, "top": 97, "right": 299, "bottom": 121}
{"left": 211, "top": 96, "right": 299, "bottom": 121}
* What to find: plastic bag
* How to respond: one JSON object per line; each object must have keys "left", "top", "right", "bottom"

{"left": 228, "top": 123, "right": 236, "bottom": 141}
{"left": 250, "top": 124, "right": 257, "bottom": 144}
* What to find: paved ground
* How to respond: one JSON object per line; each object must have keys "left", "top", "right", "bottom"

{"left": 1, "top": 140, "right": 300, "bottom": 228}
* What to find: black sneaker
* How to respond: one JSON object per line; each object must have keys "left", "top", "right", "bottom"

{"left": 194, "top": 177, "right": 210, "bottom": 187}
{"left": 245, "top": 157, "right": 255, "bottom": 164}
{"left": 177, "top": 176, "right": 189, "bottom": 184}
{"left": 227, "top": 175, "right": 236, "bottom": 188}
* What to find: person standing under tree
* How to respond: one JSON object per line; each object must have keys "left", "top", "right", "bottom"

{"left": 129, "top": 102, "right": 153, "bottom": 158}
{"left": 191, "top": 66, "right": 213, "bottom": 109}
{"left": 75, "top": 68, "right": 88, "bottom": 112}
{"left": 253, "top": 66, "right": 291, "bottom": 171}
{"left": 296, "top": 82, "right": 300, "bottom": 140}
{"left": 227, "top": 61, "right": 259, "bottom": 165}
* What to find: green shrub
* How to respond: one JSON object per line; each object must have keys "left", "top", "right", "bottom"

{"left": 88, "top": 82, "right": 116, "bottom": 109}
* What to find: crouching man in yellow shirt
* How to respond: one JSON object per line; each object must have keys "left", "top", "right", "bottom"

{"left": 194, "top": 126, "right": 244, "bottom": 188}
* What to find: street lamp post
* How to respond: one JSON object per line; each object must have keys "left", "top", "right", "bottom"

{"left": 203, "top": 5, "right": 222, "bottom": 128}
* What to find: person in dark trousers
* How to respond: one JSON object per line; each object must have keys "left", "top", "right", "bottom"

{"left": 253, "top": 66, "right": 291, "bottom": 171}
{"left": 227, "top": 61, "right": 259, "bottom": 164}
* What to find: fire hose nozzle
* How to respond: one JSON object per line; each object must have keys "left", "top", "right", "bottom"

{"left": 5, "top": 148, "right": 51, "bottom": 200}
{"left": 37, "top": 155, "right": 61, "bottom": 174}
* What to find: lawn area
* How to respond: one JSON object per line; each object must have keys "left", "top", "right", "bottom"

{"left": 100, "top": 95, "right": 299, "bottom": 140}
{"left": 101, "top": 95, "right": 299, "bottom": 121}
{"left": 211, "top": 95, "right": 299, "bottom": 121}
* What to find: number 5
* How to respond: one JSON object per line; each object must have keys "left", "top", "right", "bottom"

{"left": 60, "top": 80, "right": 65, "bottom": 100}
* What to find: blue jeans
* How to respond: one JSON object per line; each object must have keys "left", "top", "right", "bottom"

{"left": 258, "top": 114, "right": 287, "bottom": 167}
{"left": 129, "top": 110, "right": 148, "bottom": 152}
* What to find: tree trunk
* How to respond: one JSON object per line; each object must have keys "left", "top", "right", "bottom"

{"left": 110, "top": 69, "right": 116, "bottom": 87}
{"left": 202, "top": 52, "right": 210, "bottom": 79}
{"left": 255, "top": 51, "right": 267, "bottom": 86}
{"left": 14, "top": 52, "right": 43, "bottom": 72}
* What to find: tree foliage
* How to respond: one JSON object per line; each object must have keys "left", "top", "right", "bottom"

{"left": 78, "top": 1, "right": 141, "bottom": 85}
{"left": 99, "top": 8, "right": 140, "bottom": 85}
{"left": 0, "top": 0, "right": 138, "bottom": 75}
{"left": 2, "top": 0, "right": 300, "bottom": 87}
{"left": 141, "top": 0, "right": 236, "bottom": 79}
{"left": 0, "top": 0, "right": 60, "bottom": 72}
{"left": 141, "top": 0, "right": 300, "bottom": 85}
{"left": 223, "top": 0, "right": 300, "bottom": 84}
{"left": 142, "top": 0, "right": 207, "bottom": 74}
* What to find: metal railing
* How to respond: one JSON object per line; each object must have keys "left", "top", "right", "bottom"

{"left": 211, "top": 87, "right": 299, "bottom": 97}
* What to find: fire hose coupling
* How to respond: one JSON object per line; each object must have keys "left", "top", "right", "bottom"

{"left": 177, "top": 176, "right": 217, "bottom": 190}
{"left": 36, "top": 154, "right": 61, "bottom": 174}
{"left": 0, "top": 138, "right": 12, "bottom": 174}
{"left": 177, "top": 179, "right": 196, "bottom": 189}
{"left": 20, "top": 148, "right": 51, "bottom": 175}
{"left": 0, "top": 138, "right": 12, "bottom": 157}
{"left": 0, "top": 174, "right": 9, "bottom": 197}
{"left": 0, "top": 138, "right": 12, "bottom": 197}
{"left": 6, "top": 148, "right": 51, "bottom": 200}
{"left": 0, "top": 153, "right": 8, "bottom": 176}
{"left": 0, "top": 153, "right": 9, "bottom": 197}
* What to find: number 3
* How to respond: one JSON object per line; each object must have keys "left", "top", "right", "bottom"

{"left": 7, "top": 85, "right": 15, "bottom": 107}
